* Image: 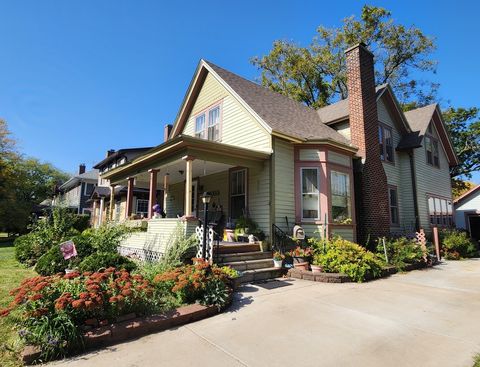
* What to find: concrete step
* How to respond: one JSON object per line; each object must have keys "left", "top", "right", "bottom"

{"left": 237, "top": 267, "right": 285, "bottom": 284}
{"left": 217, "top": 251, "right": 272, "bottom": 263}
{"left": 221, "top": 258, "right": 274, "bottom": 271}
{"left": 215, "top": 243, "right": 261, "bottom": 254}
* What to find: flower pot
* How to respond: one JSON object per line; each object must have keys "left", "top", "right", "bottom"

{"left": 293, "top": 261, "right": 309, "bottom": 271}
{"left": 310, "top": 264, "right": 323, "bottom": 273}
{"left": 293, "top": 256, "right": 307, "bottom": 264}
{"left": 273, "top": 259, "right": 283, "bottom": 268}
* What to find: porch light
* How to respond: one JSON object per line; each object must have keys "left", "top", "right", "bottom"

{"left": 201, "top": 192, "right": 212, "bottom": 204}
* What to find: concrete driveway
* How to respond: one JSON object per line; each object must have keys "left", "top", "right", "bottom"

{"left": 51, "top": 260, "right": 480, "bottom": 367}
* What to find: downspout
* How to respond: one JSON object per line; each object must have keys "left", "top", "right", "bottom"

{"left": 408, "top": 150, "right": 420, "bottom": 231}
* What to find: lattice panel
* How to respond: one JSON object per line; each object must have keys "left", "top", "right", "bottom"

{"left": 118, "top": 246, "right": 164, "bottom": 263}
{"left": 195, "top": 225, "right": 214, "bottom": 261}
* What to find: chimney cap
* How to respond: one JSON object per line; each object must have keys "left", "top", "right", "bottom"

{"left": 344, "top": 42, "right": 374, "bottom": 57}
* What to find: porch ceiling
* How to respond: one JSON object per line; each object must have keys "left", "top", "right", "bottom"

{"left": 104, "top": 135, "right": 270, "bottom": 184}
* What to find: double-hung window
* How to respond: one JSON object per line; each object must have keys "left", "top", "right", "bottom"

{"left": 388, "top": 187, "right": 399, "bottom": 225}
{"left": 136, "top": 199, "right": 149, "bottom": 217}
{"left": 230, "top": 169, "right": 247, "bottom": 220}
{"left": 301, "top": 168, "right": 320, "bottom": 220}
{"left": 330, "top": 171, "right": 351, "bottom": 224}
{"left": 425, "top": 135, "right": 440, "bottom": 168}
{"left": 194, "top": 104, "right": 221, "bottom": 141}
{"left": 379, "top": 124, "right": 394, "bottom": 163}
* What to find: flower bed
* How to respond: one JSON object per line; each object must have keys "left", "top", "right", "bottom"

{"left": 1, "top": 260, "right": 234, "bottom": 364}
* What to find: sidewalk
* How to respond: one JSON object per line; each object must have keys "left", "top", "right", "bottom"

{"left": 51, "top": 260, "right": 480, "bottom": 367}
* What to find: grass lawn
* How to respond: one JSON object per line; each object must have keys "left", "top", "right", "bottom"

{"left": 0, "top": 241, "right": 36, "bottom": 367}
{"left": 474, "top": 354, "right": 480, "bottom": 367}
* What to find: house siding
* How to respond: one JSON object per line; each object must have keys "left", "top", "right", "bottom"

{"left": 248, "top": 161, "right": 271, "bottom": 236}
{"left": 414, "top": 121, "right": 453, "bottom": 232}
{"left": 182, "top": 72, "right": 272, "bottom": 153}
{"left": 272, "top": 137, "right": 295, "bottom": 233}
{"left": 377, "top": 98, "right": 416, "bottom": 232}
{"left": 455, "top": 190, "right": 480, "bottom": 229}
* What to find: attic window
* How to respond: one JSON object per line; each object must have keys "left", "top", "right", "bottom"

{"left": 378, "top": 124, "right": 394, "bottom": 163}
{"left": 194, "top": 104, "right": 221, "bottom": 142}
{"left": 425, "top": 136, "right": 440, "bottom": 168}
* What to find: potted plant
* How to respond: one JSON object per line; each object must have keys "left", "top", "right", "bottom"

{"left": 272, "top": 252, "right": 284, "bottom": 268}
{"left": 310, "top": 254, "right": 324, "bottom": 273}
{"left": 289, "top": 246, "right": 312, "bottom": 271}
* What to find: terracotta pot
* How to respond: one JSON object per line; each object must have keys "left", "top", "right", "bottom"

{"left": 310, "top": 264, "right": 323, "bottom": 273}
{"left": 273, "top": 259, "right": 283, "bottom": 268}
{"left": 293, "top": 261, "right": 309, "bottom": 271}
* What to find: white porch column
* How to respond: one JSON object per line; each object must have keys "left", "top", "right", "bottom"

{"left": 109, "top": 185, "right": 115, "bottom": 221}
{"left": 99, "top": 197, "right": 105, "bottom": 226}
{"left": 92, "top": 199, "right": 98, "bottom": 227}
{"left": 148, "top": 169, "right": 159, "bottom": 219}
{"left": 163, "top": 173, "right": 169, "bottom": 216}
{"left": 182, "top": 155, "right": 195, "bottom": 217}
{"left": 125, "top": 177, "right": 135, "bottom": 219}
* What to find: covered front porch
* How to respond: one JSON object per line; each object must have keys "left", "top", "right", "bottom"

{"left": 102, "top": 135, "right": 271, "bottom": 256}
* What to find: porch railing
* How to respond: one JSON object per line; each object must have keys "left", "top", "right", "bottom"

{"left": 271, "top": 223, "right": 298, "bottom": 254}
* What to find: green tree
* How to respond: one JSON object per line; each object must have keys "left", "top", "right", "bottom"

{"left": 0, "top": 120, "right": 68, "bottom": 234}
{"left": 251, "top": 5, "right": 437, "bottom": 108}
{"left": 442, "top": 107, "right": 480, "bottom": 179}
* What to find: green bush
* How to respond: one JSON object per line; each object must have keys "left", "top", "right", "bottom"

{"left": 35, "top": 234, "right": 96, "bottom": 275}
{"left": 79, "top": 252, "right": 137, "bottom": 273}
{"left": 376, "top": 237, "right": 426, "bottom": 270}
{"left": 311, "top": 237, "right": 384, "bottom": 282}
{"left": 14, "top": 207, "right": 80, "bottom": 266}
{"left": 82, "top": 225, "right": 131, "bottom": 253}
{"left": 440, "top": 229, "right": 477, "bottom": 260}
{"left": 72, "top": 214, "right": 91, "bottom": 232}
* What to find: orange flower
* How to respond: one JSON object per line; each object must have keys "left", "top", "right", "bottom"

{"left": 109, "top": 296, "right": 118, "bottom": 303}
{"left": 72, "top": 299, "right": 85, "bottom": 309}
{"left": 121, "top": 289, "right": 132, "bottom": 297}
{"left": 84, "top": 300, "right": 94, "bottom": 309}
{"left": 30, "top": 293, "right": 43, "bottom": 301}
{"left": 0, "top": 308, "right": 11, "bottom": 317}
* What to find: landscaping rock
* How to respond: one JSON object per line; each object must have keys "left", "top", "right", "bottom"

{"left": 21, "top": 345, "right": 41, "bottom": 364}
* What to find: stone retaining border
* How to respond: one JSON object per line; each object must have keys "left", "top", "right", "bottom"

{"left": 22, "top": 303, "right": 219, "bottom": 364}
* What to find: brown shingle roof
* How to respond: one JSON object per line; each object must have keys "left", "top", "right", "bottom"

{"left": 205, "top": 61, "right": 352, "bottom": 146}
{"left": 404, "top": 104, "right": 437, "bottom": 135}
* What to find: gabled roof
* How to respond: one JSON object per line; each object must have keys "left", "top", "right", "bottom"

{"left": 454, "top": 185, "right": 480, "bottom": 205}
{"left": 93, "top": 147, "right": 153, "bottom": 169}
{"left": 316, "top": 84, "right": 390, "bottom": 125}
{"left": 170, "top": 60, "right": 353, "bottom": 148}
{"left": 59, "top": 169, "right": 98, "bottom": 191}
{"left": 400, "top": 103, "right": 458, "bottom": 165}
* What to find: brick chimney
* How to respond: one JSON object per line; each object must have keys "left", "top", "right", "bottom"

{"left": 164, "top": 124, "right": 173, "bottom": 142}
{"left": 345, "top": 43, "right": 390, "bottom": 244}
{"left": 78, "top": 164, "right": 86, "bottom": 174}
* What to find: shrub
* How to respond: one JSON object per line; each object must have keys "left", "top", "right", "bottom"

{"left": 153, "top": 259, "right": 232, "bottom": 307}
{"left": 72, "top": 215, "right": 91, "bottom": 232}
{"left": 440, "top": 229, "right": 477, "bottom": 259}
{"left": 311, "top": 237, "right": 384, "bottom": 282}
{"left": 82, "top": 225, "right": 131, "bottom": 253}
{"left": 1, "top": 269, "right": 157, "bottom": 361}
{"left": 376, "top": 237, "right": 426, "bottom": 270}
{"left": 35, "top": 234, "right": 97, "bottom": 275}
{"left": 14, "top": 207, "right": 80, "bottom": 266}
{"left": 79, "top": 252, "right": 137, "bottom": 273}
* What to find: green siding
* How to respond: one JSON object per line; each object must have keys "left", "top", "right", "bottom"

{"left": 182, "top": 73, "right": 272, "bottom": 153}
{"left": 272, "top": 137, "right": 295, "bottom": 233}
{"left": 413, "top": 121, "right": 453, "bottom": 232}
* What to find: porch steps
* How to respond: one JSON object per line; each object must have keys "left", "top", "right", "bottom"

{"left": 216, "top": 243, "right": 261, "bottom": 254}
{"left": 216, "top": 249, "right": 285, "bottom": 284}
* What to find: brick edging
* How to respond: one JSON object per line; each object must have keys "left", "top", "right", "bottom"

{"left": 22, "top": 303, "right": 221, "bottom": 364}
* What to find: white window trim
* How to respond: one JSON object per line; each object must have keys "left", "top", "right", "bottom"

{"left": 194, "top": 103, "right": 222, "bottom": 142}
{"left": 300, "top": 167, "right": 320, "bottom": 221}
{"left": 84, "top": 182, "right": 95, "bottom": 196}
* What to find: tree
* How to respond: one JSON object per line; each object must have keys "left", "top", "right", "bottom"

{"left": 451, "top": 180, "right": 476, "bottom": 199}
{"left": 251, "top": 5, "right": 437, "bottom": 108}
{"left": 0, "top": 120, "right": 68, "bottom": 234}
{"left": 442, "top": 107, "right": 480, "bottom": 179}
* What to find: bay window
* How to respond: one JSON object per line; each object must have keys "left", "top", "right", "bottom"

{"left": 330, "top": 171, "right": 351, "bottom": 224}
{"left": 301, "top": 168, "right": 320, "bottom": 220}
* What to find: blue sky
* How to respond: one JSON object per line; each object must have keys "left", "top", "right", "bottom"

{"left": 0, "top": 0, "right": 479, "bottom": 182}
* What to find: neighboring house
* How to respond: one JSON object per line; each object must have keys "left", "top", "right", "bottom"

{"left": 90, "top": 147, "right": 154, "bottom": 227}
{"left": 98, "top": 43, "right": 457, "bottom": 254}
{"left": 53, "top": 164, "right": 98, "bottom": 215}
{"left": 454, "top": 185, "right": 480, "bottom": 241}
